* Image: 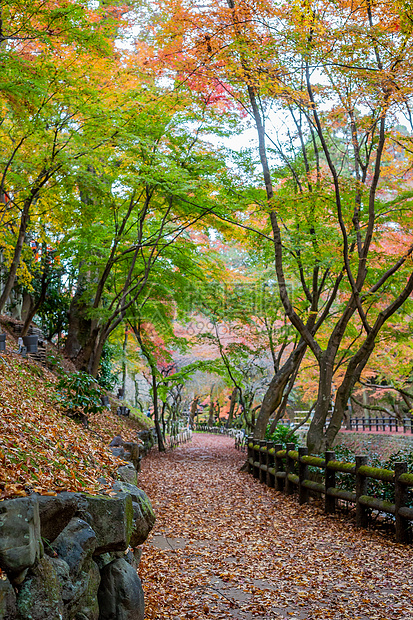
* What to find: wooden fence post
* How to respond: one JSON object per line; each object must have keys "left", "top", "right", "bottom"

{"left": 395, "top": 462, "right": 409, "bottom": 543}
{"left": 247, "top": 436, "right": 253, "bottom": 474}
{"left": 253, "top": 440, "right": 260, "bottom": 479}
{"left": 259, "top": 440, "right": 267, "bottom": 483}
{"left": 325, "top": 451, "right": 336, "bottom": 514}
{"left": 356, "top": 455, "right": 369, "bottom": 528}
{"left": 274, "top": 443, "right": 284, "bottom": 492}
{"left": 285, "top": 443, "right": 296, "bottom": 495}
{"left": 266, "top": 441, "right": 275, "bottom": 488}
{"left": 298, "top": 447, "right": 309, "bottom": 505}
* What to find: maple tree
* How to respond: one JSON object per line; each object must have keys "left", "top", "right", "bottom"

{"left": 0, "top": 0, "right": 126, "bottom": 313}
{"left": 145, "top": 0, "right": 413, "bottom": 451}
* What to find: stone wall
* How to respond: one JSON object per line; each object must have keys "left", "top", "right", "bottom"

{"left": 0, "top": 482, "right": 155, "bottom": 620}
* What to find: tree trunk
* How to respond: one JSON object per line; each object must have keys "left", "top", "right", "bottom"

{"left": 121, "top": 329, "right": 128, "bottom": 396}
{"left": 306, "top": 355, "right": 335, "bottom": 453}
{"left": 254, "top": 342, "right": 306, "bottom": 438}
{"left": 189, "top": 397, "right": 199, "bottom": 429}
{"left": 227, "top": 388, "right": 238, "bottom": 428}
{"left": 21, "top": 264, "right": 49, "bottom": 337}
{"left": 64, "top": 271, "right": 92, "bottom": 359}
{"left": 0, "top": 198, "right": 31, "bottom": 314}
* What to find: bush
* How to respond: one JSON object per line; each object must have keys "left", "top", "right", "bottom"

{"left": 97, "top": 342, "right": 118, "bottom": 391}
{"left": 56, "top": 371, "right": 104, "bottom": 421}
{"left": 265, "top": 423, "right": 299, "bottom": 447}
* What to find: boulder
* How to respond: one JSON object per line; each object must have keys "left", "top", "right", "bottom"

{"left": 0, "top": 574, "right": 17, "bottom": 620}
{"left": 110, "top": 447, "right": 125, "bottom": 459}
{"left": 117, "top": 465, "right": 137, "bottom": 486}
{"left": 16, "top": 555, "right": 64, "bottom": 620}
{"left": 0, "top": 497, "right": 43, "bottom": 573}
{"left": 109, "top": 436, "right": 123, "bottom": 448}
{"left": 112, "top": 483, "right": 155, "bottom": 546}
{"left": 70, "top": 560, "right": 101, "bottom": 620}
{"left": 122, "top": 443, "right": 141, "bottom": 470}
{"left": 37, "top": 492, "right": 80, "bottom": 543}
{"left": 97, "top": 558, "right": 144, "bottom": 620}
{"left": 82, "top": 495, "right": 133, "bottom": 555}
{"left": 124, "top": 548, "right": 142, "bottom": 571}
{"left": 49, "top": 556, "right": 76, "bottom": 604}
{"left": 51, "top": 517, "right": 97, "bottom": 578}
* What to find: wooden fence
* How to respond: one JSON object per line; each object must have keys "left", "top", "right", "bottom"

{"left": 195, "top": 424, "right": 246, "bottom": 446}
{"left": 348, "top": 416, "right": 413, "bottom": 433}
{"left": 278, "top": 414, "right": 413, "bottom": 434}
{"left": 247, "top": 438, "right": 413, "bottom": 543}
{"left": 164, "top": 428, "right": 192, "bottom": 449}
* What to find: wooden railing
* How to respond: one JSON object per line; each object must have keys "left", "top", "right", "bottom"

{"left": 348, "top": 416, "right": 413, "bottom": 433}
{"left": 247, "top": 438, "right": 413, "bottom": 543}
{"left": 165, "top": 428, "right": 192, "bottom": 449}
{"left": 195, "top": 424, "right": 246, "bottom": 444}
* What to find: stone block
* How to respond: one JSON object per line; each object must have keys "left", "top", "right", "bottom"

{"left": 82, "top": 495, "right": 133, "bottom": 555}
{"left": 117, "top": 465, "right": 137, "bottom": 486}
{"left": 51, "top": 517, "right": 97, "bottom": 578}
{"left": 0, "top": 497, "right": 43, "bottom": 573}
{"left": 16, "top": 555, "right": 64, "bottom": 620}
{"left": 37, "top": 492, "right": 80, "bottom": 543}
{"left": 0, "top": 575, "right": 17, "bottom": 620}
{"left": 111, "top": 483, "right": 155, "bottom": 546}
{"left": 97, "top": 558, "right": 144, "bottom": 620}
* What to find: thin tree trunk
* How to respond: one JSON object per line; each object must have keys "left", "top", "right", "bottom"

{"left": 0, "top": 198, "right": 31, "bottom": 314}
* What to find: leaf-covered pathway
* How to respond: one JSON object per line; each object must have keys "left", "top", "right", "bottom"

{"left": 138, "top": 434, "right": 413, "bottom": 620}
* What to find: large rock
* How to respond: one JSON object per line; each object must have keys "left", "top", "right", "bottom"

{"left": 16, "top": 555, "right": 64, "bottom": 620}
{"left": 70, "top": 560, "right": 101, "bottom": 620}
{"left": 83, "top": 495, "right": 133, "bottom": 555}
{"left": 112, "top": 483, "right": 155, "bottom": 547}
{"left": 49, "top": 556, "right": 76, "bottom": 605}
{"left": 117, "top": 464, "right": 137, "bottom": 486}
{"left": 51, "top": 517, "right": 97, "bottom": 578}
{"left": 122, "top": 443, "right": 141, "bottom": 470}
{"left": 0, "top": 497, "right": 43, "bottom": 573}
{"left": 97, "top": 558, "right": 144, "bottom": 620}
{"left": 37, "top": 492, "right": 80, "bottom": 543}
{"left": 0, "top": 575, "right": 17, "bottom": 620}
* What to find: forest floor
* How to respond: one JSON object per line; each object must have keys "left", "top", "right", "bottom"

{"left": 138, "top": 433, "right": 413, "bottom": 620}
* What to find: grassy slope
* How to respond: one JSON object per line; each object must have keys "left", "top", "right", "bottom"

{"left": 0, "top": 351, "right": 153, "bottom": 500}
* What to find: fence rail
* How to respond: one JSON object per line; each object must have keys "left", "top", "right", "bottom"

{"left": 279, "top": 415, "right": 413, "bottom": 434}
{"left": 195, "top": 424, "right": 247, "bottom": 448}
{"left": 247, "top": 438, "right": 413, "bottom": 543}
{"left": 347, "top": 416, "right": 413, "bottom": 433}
{"left": 164, "top": 428, "right": 192, "bottom": 449}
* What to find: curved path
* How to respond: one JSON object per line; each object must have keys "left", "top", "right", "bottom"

{"left": 138, "top": 434, "right": 413, "bottom": 620}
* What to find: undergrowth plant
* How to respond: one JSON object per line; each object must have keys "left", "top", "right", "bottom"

{"left": 56, "top": 371, "right": 104, "bottom": 423}
{"left": 265, "top": 423, "right": 299, "bottom": 447}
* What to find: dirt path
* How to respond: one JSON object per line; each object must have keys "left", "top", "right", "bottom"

{"left": 138, "top": 434, "right": 413, "bottom": 620}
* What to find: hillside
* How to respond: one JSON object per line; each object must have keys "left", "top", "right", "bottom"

{"left": 0, "top": 348, "right": 153, "bottom": 501}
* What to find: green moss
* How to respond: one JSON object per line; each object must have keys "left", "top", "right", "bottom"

{"left": 359, "top": 494, "right": 395, "bottom": 514}
{"left": 301, "top": 455, "right": 325, "bottom": 467}
{"left": 398, "top": 472, "right": 413, "bottom": 486}
{"left": 327, "top": 460, "right": 356, "bottom": 474}
{"left": 358, "top": 465, "right": 394, "bottom": 482}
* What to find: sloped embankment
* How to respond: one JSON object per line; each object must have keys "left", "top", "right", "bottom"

{"left": 0, "top": 351, "right": 152, "bottom": 500}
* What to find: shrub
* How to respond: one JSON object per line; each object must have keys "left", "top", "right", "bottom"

{"left": 56, "top": 371, "right": 104, "bottom": 422}
{"left": 265, "top": 423, "right": 299, "bottom": 447}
